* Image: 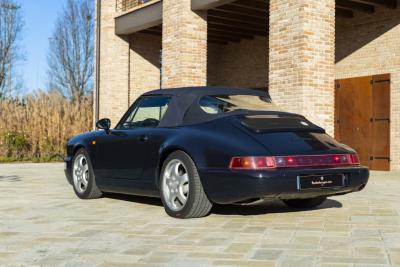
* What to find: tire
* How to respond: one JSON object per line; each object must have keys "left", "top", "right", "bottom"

{"left": 71, "top": 148, "right": 102, "bottom": 199}
{"left": 160, "top": 151, "right": 212, "bottom": 219}
{"left": 282, "top": 197, "right": 326, "bottom": 209}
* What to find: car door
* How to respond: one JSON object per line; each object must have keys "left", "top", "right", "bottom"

{"left": 95, "top": 96, "right": 171, "bottom": 181}
{"left": 95, "top": 128, "right": 150, "bottom": 180}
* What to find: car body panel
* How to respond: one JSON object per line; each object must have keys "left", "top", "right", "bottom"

{"left": 199, "top": 166, "right": 368, "bottom": 204}
{"left": 94, "top": 128, "right": 150, "bottom": 180}
{"left": 65, "top": 87, "right": 369, "bottom": 205}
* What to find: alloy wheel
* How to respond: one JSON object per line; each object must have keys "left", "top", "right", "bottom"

{"left": 73, "top": 154, "right": 89, "bottom": 194}
{"left": 162, "top": 159, "right": 189, "bottom": 211}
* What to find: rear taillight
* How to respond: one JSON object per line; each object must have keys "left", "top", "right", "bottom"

{"left": 229, "top": 154, "right": 360, "bottom": 170}
{"left": 229, "top": 156, "right": 276, "bottom": 170}
{"left": 349, "top": 154, "right": 360, "bottom": 165}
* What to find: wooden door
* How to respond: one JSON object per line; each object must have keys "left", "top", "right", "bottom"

{"left": 335, "top": 74, "right": 390, "bottom": 171}
{"left": 371, "top": 74, "right": 390, "bottom": 170}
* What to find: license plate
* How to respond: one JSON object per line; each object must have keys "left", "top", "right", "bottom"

{"left": 297, "top": 174, "right": 345, "bottom": 190}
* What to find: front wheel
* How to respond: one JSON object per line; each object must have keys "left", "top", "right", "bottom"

{"left": 282, "top": 197, "right": 326, "bottom": 209}
{"left": 72, "top": 148, "right": 102, "bottom": 199}
{"left": 160, "top": 151, "right": 212, "bottom": 219}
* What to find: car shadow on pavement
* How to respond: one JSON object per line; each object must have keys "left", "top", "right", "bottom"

{"left": 212, "top": 199, "right": 342, "bottom": 216}
{"left": 0, "top": 175, "right": 21, "bottom": 182}
{"left": 104, "top": 193, "right": 163, "bottom": 207}
{"left": 104, "top": 193, "right": 342, "bottom": 216}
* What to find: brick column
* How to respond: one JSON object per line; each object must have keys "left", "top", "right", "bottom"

{"left": 269, "top": 0, "right": 335, "bottom": 135}
{"left": 95, "top": 0, "right": 130, "bottom": 126}
{"left": 162, "top": 0, "right": 207, "bottom": 88}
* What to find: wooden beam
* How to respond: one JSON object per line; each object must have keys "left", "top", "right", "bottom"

{"left": 348, "top": 0, "right": 397, "bottom": 9}
{"left": 215, "top": 4, "right": 267, "bottom": 19}
{"left": 192, "top": 0, "right": 235, "bottom": 11}
{"left": 208, "top": 16, "right": 267, "bottom": 32}
{"left": 236, "top": 0, "right": 268, "bottom": 10}
{"left": 336, "top": 7, "right": 354, "bottom": 18}
{"left": 208, "top": 29, "right": 254, "bottom": 40}
{"left": 208, "top": 22, "right": 268, "bottom": 36}
{"left": 208, "top": 38, "right": 228, "bottom": 45}
{"left": 208, "top": 34, "right": 241, "bottom": 43}
{"left": 208, "top": 9, "right": 266, "bottom": 25}
{"left": 207, "top": 13, "right": 267, "bottom": 28}
{"left": 140, "top": 26, "right": 162, "bottom": 34}
{"left": 336, "top": 0, "right": 375, "bottom": 13}
{"left": 141, "top": 30, "right": 162, "bottom": 36}
{"left": 230, "top": 0, "right": 268, "bottom": 12}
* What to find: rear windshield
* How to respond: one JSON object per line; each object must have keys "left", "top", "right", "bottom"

{"left": 199, "top": 95, "right": 280, "bottom": 114}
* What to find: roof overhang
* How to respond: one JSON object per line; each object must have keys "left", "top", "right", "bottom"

{"left": 191, "top": 0, "right": 236, "bottom": 10}
{"left": 115, "top": 0, "right": 162, "bottom": 35}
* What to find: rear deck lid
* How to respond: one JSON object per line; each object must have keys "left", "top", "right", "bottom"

{"left": 234, "top": 115, "right": 348, "bottom": 155}
{"left": 240, "top": 114, "right": 324, "bottom": 133}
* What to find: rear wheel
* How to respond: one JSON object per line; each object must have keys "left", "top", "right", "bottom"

{"left": 282, "top": 197, "right": 326, "bottom": 209}
{"left": 160, "top": 151, "right": 212, "bottom": 219}
{"left": 72, "top": 148, "right": 102, "bottom": 199}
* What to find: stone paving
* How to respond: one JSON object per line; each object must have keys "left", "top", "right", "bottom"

{"left": 0, "top": 163, "right": 400, "bottom": 267}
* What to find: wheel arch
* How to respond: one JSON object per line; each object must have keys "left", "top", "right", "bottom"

{"left": 65, "top": 144, "right": 86, "bottom": 183}
{"left": 72, "top": 144, "right": 86, "bottom": 156}
{"left": 155, "top": 145, "right": 201, "bottom": 189}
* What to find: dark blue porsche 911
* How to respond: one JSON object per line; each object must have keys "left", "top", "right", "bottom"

{"left": 65, "top": 87, "right": 369, "bottom": 218}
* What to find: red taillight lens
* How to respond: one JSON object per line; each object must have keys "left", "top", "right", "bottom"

{"left": 333, "top": 155, "right": 341, "bottom": 163}
{"left": 229, "top": 156, "right": 276, "bottom": 170}
{"left": 349, "top": 153, "right": 360, "bottom": 165}
{"left": 229, "top": 154, "right": 360, "bottom": 170}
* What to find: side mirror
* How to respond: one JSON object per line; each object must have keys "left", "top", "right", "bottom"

{"left": 96, "top": 118, "right": 111, "bottom": 132}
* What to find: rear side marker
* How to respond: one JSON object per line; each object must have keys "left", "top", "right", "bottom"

{"left": 229, "top": 154, "right": 360, "bottom": 170}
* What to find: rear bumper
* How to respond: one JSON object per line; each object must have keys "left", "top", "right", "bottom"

{"left": 199, "top": 166, "right": 369, "bottom": 204}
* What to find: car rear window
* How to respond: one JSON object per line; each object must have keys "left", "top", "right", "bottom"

{"left": 199, "top": 95, "right": 280, "bottom": 114}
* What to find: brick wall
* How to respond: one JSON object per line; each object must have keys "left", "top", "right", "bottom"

{"left": 335, "top": 7, "right": 400, "bottom": 170}
{"left": 129, "top": 33, "right": 162, "bottom": 104}
{"left": 95, "top": 1, "right": 162, "bottom": 126}
{"left": 208, "top": 37, "right": 268, "bottom": 89}
{"left": 162, "top": 0, "right": 207, "bottom": 88}
{"left": 269, "top": 0, "right": 335, "bottom": 135}
{"left": 96, "top": 0, "right": 400, "bottom": 171}
{"left": 96, "top": 0, "right": 130, "bottom": 126}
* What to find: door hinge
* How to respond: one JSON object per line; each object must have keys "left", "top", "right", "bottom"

{"left": 370, "top": 118, "right": 390, "bottom": 123}
{"left": 370, "top": 156, "right": 391, "bottom": 161}
{"left": 372, "top": 79, "right": 390, "bottom": 84}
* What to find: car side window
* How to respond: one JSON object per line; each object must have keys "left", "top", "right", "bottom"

{"left": 118, "top": 96, "right": 171, "bottom": 129}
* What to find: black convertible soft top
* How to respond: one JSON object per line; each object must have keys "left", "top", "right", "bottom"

{"left": 141, "top": 86, "right": 283, "bottom": 127}
{"left": 144, "top": 86, "right": 266, "bottom": 97}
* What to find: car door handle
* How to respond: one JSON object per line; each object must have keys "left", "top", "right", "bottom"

{"left": 138, "top": 135, "right": 149, "bottom": 142}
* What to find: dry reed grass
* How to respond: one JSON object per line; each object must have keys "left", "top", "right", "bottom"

{"left": 0, "top": 91, "right": 93, "bottom": 161}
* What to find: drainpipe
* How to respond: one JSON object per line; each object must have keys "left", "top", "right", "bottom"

{"left": 159, "top": 49, "right": 162, "bottom": 89}
{"left": 94, "top": 0, "right": 101, "bottom": 126}
{"left": 128, "top": 36, "right": 131, "bottom": 107}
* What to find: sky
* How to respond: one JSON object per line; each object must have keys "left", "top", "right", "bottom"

{"left": 19, "top": 0, "right": 66, "bottom": 93}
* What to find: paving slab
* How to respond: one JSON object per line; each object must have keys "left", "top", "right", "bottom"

{"left": 0, "top": 163, "right": 399, "bottom": 266}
